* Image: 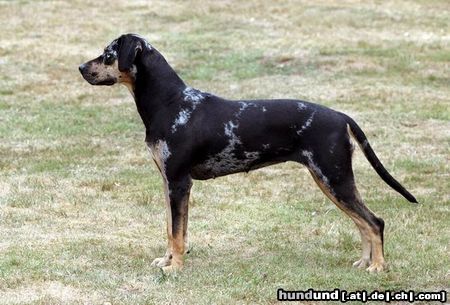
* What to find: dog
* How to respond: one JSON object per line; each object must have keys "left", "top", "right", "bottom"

{"left": 79, "top": 34, "right": 417, "bottom": 273}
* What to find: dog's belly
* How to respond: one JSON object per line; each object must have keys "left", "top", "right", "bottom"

{"left": 191, "top": 155, "right": 254, "bottom": 180}
{"left": 191, "top": 154, "right": 281, "bottom": 180}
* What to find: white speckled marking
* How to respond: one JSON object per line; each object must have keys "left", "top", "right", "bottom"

{"left": 297, "top": 102, "right": 307, "bottom": 111}
{"left": 224, "top": 121, "right": 239, "bottom": 139}
{"left": 238, "top": 102, "right": 256, "bottom": 112}
{"left": 236, "top": 102, "right": 257, "bottom": 118}
{"left": 244, "top": 151, "right": 260, "bottom": 159}
{"left": 146, "top": 139, "right": 172, "bottom": 257}
{"left": 171, "top": 87, "right": 205, "bottom": 133}
{"left": 302, "top": 150, "right": 334, "bottom": 195}
{"left": 171, "top": 109, "right": 191, "bottom": 133}
{"left": 147, "top": 140, "right": 172, "bottom": 196}
{"left": 147, "top": 140, "right": 172, "bottom": 193}
{"left": 147, "top": 140, "right": 171, "bottom": 167}
{"left": 199, "top": 121, "right": 260, "bottom": 176}
{"left": 239, "top": 102, "right": 248, "bottom": 111}
{"left": 183, "top": 87, "right": 204, "bottom": 104}
{"left": 296, "top": 111, "right": 316, "bottom": 136}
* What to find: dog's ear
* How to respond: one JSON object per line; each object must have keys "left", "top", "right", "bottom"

{"left": 118, "top": 35, "right": 142, "bottom": 72}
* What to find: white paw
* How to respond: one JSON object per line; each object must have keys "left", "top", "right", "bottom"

{"left": 151, "top": 256, "right": 171, "bottom": 268}
{"left": 353, "top": 258, "right": 370, "bottom": 269}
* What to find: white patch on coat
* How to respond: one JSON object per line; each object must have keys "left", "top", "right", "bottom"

{"left": 147, "top": 140, "right": 171, "bottom": 191}
{"left": 296, "top": 111, "right": 316, "bottom": 136}
{"left": 109, "top": 49, "right": 118, "bottom": 58}
{"left": 224, "top": 121, "right": 237, "bottom": 137}
{"left": 227, "top": 102, "right": 258, "bottom": 124}
{"left": 183, "top": 87, "right": 204, "bottom": 104}
{"left": 171, "top": 109, "right": 191, "bottom": 133}
{"left": 262, "top": 106, "right": 267, "bottom": 112}
{"left": 301, "top": 150, "right": 334, "bottom": 195}
{"left": 239, "top": 102, "right": 249, "bottom": 112}
{"left": 237, "top": 102, "right": 256, "bottom": 116}
{"left": 244, "top": 151, "right": 260, "bottom": 159}
{"left": 297, "top": 102, "right": 307, "bottom": 111}
{"left": 147, "top": 140, "right": 171, "bottom": 167}
{"left": 199, "top": 121, "right": 260, "bottom": 176}
{"left": 171, "top": 87, "right": 205, "bottom": 133}
{"left": 238, "top": 102, "right": 256, "bottom": 111}
{"left": 147, "top": 140, "right": 172, "bottom": 244}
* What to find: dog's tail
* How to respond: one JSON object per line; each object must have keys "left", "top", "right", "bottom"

{"left": 342, "top": 113, "right": 418, "bottom": 203}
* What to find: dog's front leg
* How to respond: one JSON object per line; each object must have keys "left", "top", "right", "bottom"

{"left": 152, "top": 175, "right": 192, "bottom": 272}
{"left": 150, "top": 175, "right": 172, "bottom": 268}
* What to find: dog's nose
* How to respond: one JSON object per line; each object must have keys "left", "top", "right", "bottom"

{"left": 78, "top": 64, "right": 86, "bottom": 74}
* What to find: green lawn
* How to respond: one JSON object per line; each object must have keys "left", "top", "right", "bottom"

{"left": 0, "top": 0, "right": 449, "bottom": 304}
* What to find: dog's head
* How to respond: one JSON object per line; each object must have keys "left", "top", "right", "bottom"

{"left": 79, "top": 34, "right": 151, "bottom": 86}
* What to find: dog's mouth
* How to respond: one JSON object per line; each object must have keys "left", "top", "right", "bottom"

{"left": 80, "top": 73, "right": 116, "bottom": 86}
{"left": 96, "top": 79, "right": 116, "bottom": 86}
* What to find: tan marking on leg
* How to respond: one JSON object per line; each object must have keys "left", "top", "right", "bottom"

{"left": 309, "top": 169, "right": 357, "bottom": 218}
{"left": 353, "top": 186, "right": 386, "bottom": 272}
{"left": 352, "top": 221, "right": 372, "bottom": 269}
{"left": 348, "top": 188, "right": 372, "bottom": 268}
{"left": 366, "top": 229, "right": 385, "bottom": 273}
{"left": 309, "top": 170, "right": 385, "bottom": 272}
{"left": 346, "top": 206, "right": 385, "bottom": 272}
{"left": 162, "top": 191, "right": 189, "bottom": 273}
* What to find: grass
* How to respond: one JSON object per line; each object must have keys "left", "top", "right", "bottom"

{"left": 0, "top": 0, "right": 449, "bottom": 304}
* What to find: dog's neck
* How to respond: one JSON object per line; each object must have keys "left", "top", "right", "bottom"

{"left": 128, "top": 48, "right": 186, "bottom": 137}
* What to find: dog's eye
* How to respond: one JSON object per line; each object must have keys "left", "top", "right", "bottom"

{"left": 103, "top": 53, "right": 114, "bottom": 65}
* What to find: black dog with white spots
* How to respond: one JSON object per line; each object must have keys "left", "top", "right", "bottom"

{"left": 79, "top": 34, "right": 417, "bottom": 273}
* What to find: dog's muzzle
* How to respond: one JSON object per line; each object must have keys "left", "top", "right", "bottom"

{"left": 79, "top": 63, "right": 94, "bottom": 84}
{"left": 79, "top": 63, "right": 115, "bottom": 86}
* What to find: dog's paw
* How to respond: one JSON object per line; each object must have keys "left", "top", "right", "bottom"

{"left": 366, "top": 262, "right": 386, "bottom": 273}
{"left": 151, "top": 256, "right": 171, "bottom": 268}
{"left": 352, "top": 258, "right": 370, "bottom": 269}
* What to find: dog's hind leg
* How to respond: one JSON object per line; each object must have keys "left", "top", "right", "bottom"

{"left": 353, "top": 225, "right": 372, "bottom": 269}
{"left": 301, "top": 147, "right": 386, "bottom": 272}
